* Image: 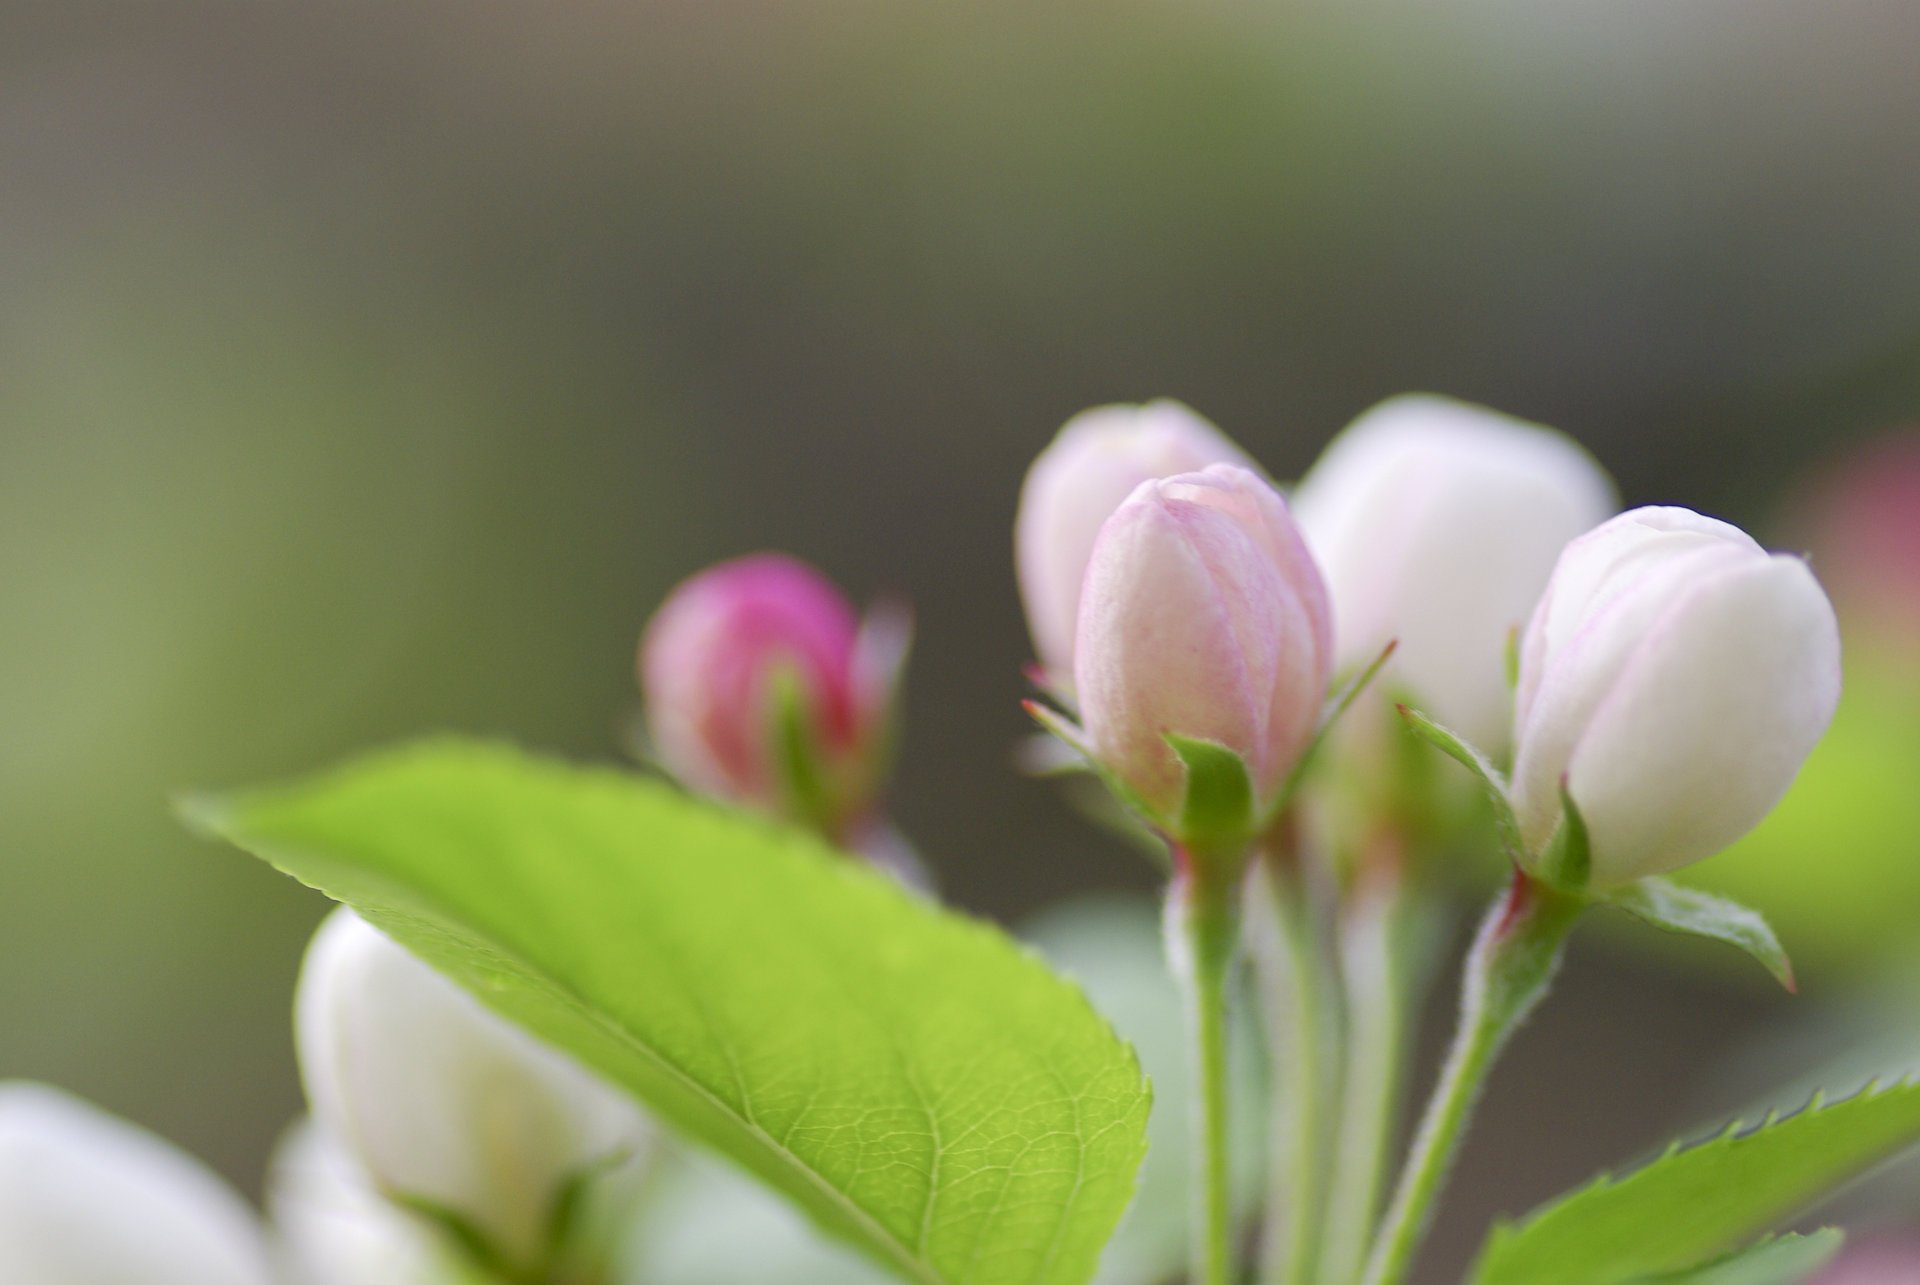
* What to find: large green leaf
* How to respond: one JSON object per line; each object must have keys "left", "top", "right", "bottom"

{"left": 186, "top": 740, "right": 1151, "bottom": 1285}
{"left": 1472, "top": 1081, "right": 1920, "bottom": 1285}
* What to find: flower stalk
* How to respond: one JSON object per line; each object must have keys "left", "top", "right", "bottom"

{"left": 1166, "top": 848, "right": 1247, "bottom": 1285}
{"left": 1359, "top": 869, "right": 1581, "bottom": 1285}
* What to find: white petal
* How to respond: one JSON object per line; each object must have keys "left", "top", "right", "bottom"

{"left": 0, "top": 1083, "right": 271, "bottom": 1285}
{"left": 1565, "top": 555, "right": 1841, "bottom": 882}
{"left": 1295, "top": 394, "right": 1614, "bottom": 750}
{"left": 269, "top": 1120, "right": 443, "bottom": 1285}
{"left": 296, "top": 908, "right": 648, "bottom": 1268}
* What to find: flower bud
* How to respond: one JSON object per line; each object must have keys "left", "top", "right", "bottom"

{"left": 1511, "top": 506, "right": 1842, "bottom": 885}
{"left": 0, "top": 1081, "right": 272, "bottom": 1285}
{"left": 269, "top": 1120, "right": 442, "bottom": 1285}
{"left": 295, "top": 908, "right": 649, "bottom": 1272}
{"left": 640, "top": 553, "right": 903, "bottom": 840}
{"left": 1292, "top": 394, "right": 1616, "bottom": 752}
{"left": 1016, "top": 400, "right": 1255, "bottom": 689}
{"left": 1074, "top": 464, "right": 1333, "bottom": 824}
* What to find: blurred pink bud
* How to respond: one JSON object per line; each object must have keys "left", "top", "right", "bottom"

{"left": 1512, "top": 507, "right": 1841, "bottom": 884}
{"left": 1796, "top": 427, "right": 1920, "bottom": 645}
{"left": 1016, "top": 401, "right": 1255, "bottom": 691}
{"left": 1074, "top": 465, "right": 1334, "bottom": 822}
{"left": 640, "top": 553, "right": 903, "bottom": 836}
{"left": 1811, "top": 1235, "right": 1920, "bottom": 1285}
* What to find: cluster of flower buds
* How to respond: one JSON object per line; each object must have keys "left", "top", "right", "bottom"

{"left": 1015, "top": 394, "right": 1842, "bottom": 896}
{"left": 639, "top": 553, "right": 908, "bottom": 852}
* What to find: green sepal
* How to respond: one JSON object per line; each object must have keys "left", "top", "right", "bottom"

{"left": 1629, "top": 1229, "right": 1843, "bottom": 1285}
{"left": 1504, "top": 624, "right": 1521, "bottom": 694}
{"left": 1395, "top": 704, "right": 1526, "bottom": 865}
{"left": 1536, "top": 777, "right": 1592, "bottom": 894}
{"left": 1022, "top": 700, "right": 1157, "bottom": 823}
{"left": 1602, "top": 878, "right": 1796, "bottom": 992}
{"left": 1275, "top": 639, "right": 1399, "bottom": 811}
{"left": 1164, "top": 733, "right": 1256, "bottom": 858}
{"left": 769, "top": 664, "right": 840, "bottom": 837}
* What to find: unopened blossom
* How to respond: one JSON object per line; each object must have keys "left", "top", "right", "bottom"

{"left": 1292, "top": 394, "right": 1615, "bottom": 752}
{"left": 1074, "top": 464, "right": 1333, "bottom": 824}
{"left": 0, "top": 1082, "right": 272, "bottom": 1285}
{"left": 295, "top": 908, "right": 649, "bottom": 1273}
{"left": 640, "top": 553, "right": 905, "bottom": 839}
{"left": 269, "top": 1120, "right": 443, "bottom": 1285}
{"left": 1511, "top": 506, "right": 1841, "bottom": 885}
{"left": 1017, "top": 400, "right": 1254, "bottom": 690}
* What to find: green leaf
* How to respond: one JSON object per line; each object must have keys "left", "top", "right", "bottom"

{"left": 1165, "top": 734, "right": 1255, "bottom": 852}
{"left": 185, "top": 740, "right": 1151, "bottom": 1285}
{"left": 1471, "top": 1080, "right": 1920, "bottom": 1285}
{"left": 1604, "top": 878, "right": 1795, "bottom": 992}
{"left": 1394, "top": 704, "right": 1525, "bottom": 863}
{"left": 1629, "top": 1230, "right": 1843, "bottom": 1285}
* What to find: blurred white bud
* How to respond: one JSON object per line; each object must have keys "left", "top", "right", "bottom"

{"left": 295, "top": 908, "right": 649, "bottom": 1272}
{"left": 1293, "top": 394, "right": 1616, "bottom": 752}
{"left": 1074, "top": 465, "right": 1333, "bottom": 823}
{"left": 1017, "top": 400, "right": 1255, "bottom": 690}
{"left": 0, "top": 1082, "right": 272, "bottom": 1285}
{"left": 1511, "top": 506, "right": 1842, "bottom": 885}
{"left": 268, "top": 1120, "right": 444, "bottom": 1285}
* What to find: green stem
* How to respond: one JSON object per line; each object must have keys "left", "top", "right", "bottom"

{"left": 1256, "top": 859, "right": 1332, "bottom": 1285}
{"left": 1318, "top": 864, "right": 1409, "bottom": 1285}
{"left": 1359, "top": 870, "right": 1580, "bottom": 1285}
{"left": 1167, "top": 860, "right": 1244, "bottom": 1285}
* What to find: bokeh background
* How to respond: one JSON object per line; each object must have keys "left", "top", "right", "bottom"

{"left": 6, "top": 3, "right": 1920, "bottom": 1281}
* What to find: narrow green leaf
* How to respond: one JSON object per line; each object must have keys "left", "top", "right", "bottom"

{"left": 1471, "top": 1080, "right": 1920, "bottom": 1285}
{"left": 1394, "top": 704, "right": 1525, "bottom": 863}
{"left": 185, "top": 740, "right": 1151, "bottom": 1285}
{"left": 1604, "top": 878, "right": 1795, "bottom": 992}
{"left": 1164, "top": 734, "right": 1254, "bottom": 851}
{"left": 1629, "top": 1230, "right": 1843, "bottom": 1285}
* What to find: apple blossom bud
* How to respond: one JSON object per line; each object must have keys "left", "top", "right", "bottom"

{"left": 640, "top": 553, "right": 905, "bottom": 840}
{"left": 1293, "top": 394, "right": 1616, "bottom": 752}
{"left": 0, "top": 1082, "right": 272, "bottom": 1285}
{"left": 295, "top": 908, "right": 649, "bottom": 1273}
{"left": 269, "top": 1120, "right": 443, "bottom": 1285}
{"left": 1074, "top": 464, "right": 1333, "bottom": 825}
{"left": 1511, "top": 506, "right": 1842, "bottom": 886}
{"left": 1017, "top": 400, "right": 1256, "bottom": 690}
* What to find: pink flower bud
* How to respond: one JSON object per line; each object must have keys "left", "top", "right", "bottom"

{"left": 1016, "top": 401, "right": 1255, "bottom": 690}
{"left": 1073, "top": 465, "right": 1334, "bottom": 822}
{"left": 639, "top": 554, "right": 902, "bottom": 836}
{"left": 1511, "top": 507, "right": 1842, "bottom": 885}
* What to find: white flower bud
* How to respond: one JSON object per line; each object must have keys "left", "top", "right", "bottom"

{"left": 1017, "top": 400, "right": 1255, "bottom": 689}
{"left": 295, "top": 908, "right": 649, "bottom": 1271}
{"left": 0, "top": 1082, "right": 272, "bottom": 1285}
{"left": 268, "top": 1120, "right": 443, "bottom": 1285}
{"left": 1511, "top": 506, "right": 1842, "bottom": 885}
{"left": 1293, "top": 394, "right": 1616, "bottom": 752}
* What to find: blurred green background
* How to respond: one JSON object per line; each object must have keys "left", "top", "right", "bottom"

{"left": 5, "top": 3, "right": 1920, "bottom": 1281}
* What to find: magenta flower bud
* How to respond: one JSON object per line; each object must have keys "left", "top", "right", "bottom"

{"left": 1073, "top": 465, "right": 1334, "bottom": 825}
{"left": 639, "top": 553, "right": 903, "bottom": 838}
{"left": 1016, "top": 401, "right": 1255, "bottom": 691}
